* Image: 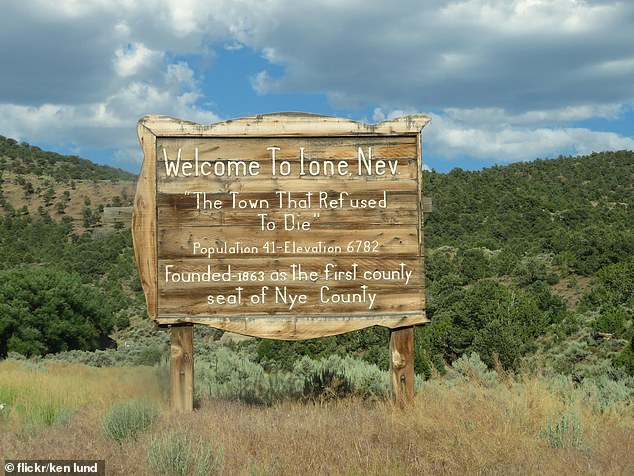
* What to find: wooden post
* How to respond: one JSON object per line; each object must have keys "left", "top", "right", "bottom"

{"left": 170, "top": 324, "right": 194, "bottom": 412}
{"left": 389, "top": 326, "right": 415, "bottom": 407}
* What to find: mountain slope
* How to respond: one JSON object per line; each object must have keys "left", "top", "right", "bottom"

{"left": 424, "top": 150, "right": 634, "bottom": 275}
{"left": 0, "top": 135, "right": 135, "bottom": 182}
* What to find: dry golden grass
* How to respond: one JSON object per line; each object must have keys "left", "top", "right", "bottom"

{"left": 0, "top": 360, "right": 163, "bottom": 426}
{"left": 1, "top": 361, "right": 633, "bottom": 475}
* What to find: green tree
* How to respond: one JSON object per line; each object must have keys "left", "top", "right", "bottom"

{"left": 595, "top": 260, "right": 634, "bottom": 307}
{"left": 472, "top": 319, "right": 522, "bottom": 369}
{"left": 23, "top": 181, "right": 34, "bottom": 197}
{"left": 458, "top": 248, "right": 492, "bottom": 282}
{"left": 0, "top": 267, "right": 113, "bottom": 357}
{"left": 593, "top": 306, "right": 627, "bottom": 337}
{"left": 42, "top": 187, "right": 55, "bottom": 206}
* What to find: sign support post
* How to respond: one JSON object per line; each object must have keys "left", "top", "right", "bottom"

{"left": 389, "top": 326, "right": 415, "bottom": 407}
{"left": 170, "top": 324, "right": 194, "bottom": 412}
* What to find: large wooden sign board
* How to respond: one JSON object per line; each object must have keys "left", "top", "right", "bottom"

{"left": 132, "top": 113, "right": 430, "bottom": 342}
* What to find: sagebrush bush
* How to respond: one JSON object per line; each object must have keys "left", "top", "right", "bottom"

{"left": 48, "top": 336, "right": 168, "bottom": 367}
{"left": 539, "top": 409, "right": 584, "bottom": 449}
{"left": 147, "top": 430, "right": 222, "bottom": 476}
{"left": 192, "top": 346, "right": 300, "bottom": 405}
{"left": 578, "top": 375, "right": 634, "bottom": 412}
{"left": 302, "top": 368, "right": 353, "bottom": 402}
{"left": 101, "top": 400, "right": 158, "bottom": 443}
{"left": 293, "top": 354, "right": 389, "bottom": 398}
{"left": 450, "top": 352, "right": 498, "bottom": 387}
{"left": 185, "top": 346, "right": 391, "bottom": 404}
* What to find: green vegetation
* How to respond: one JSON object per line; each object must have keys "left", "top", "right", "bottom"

{"left": 423, "top": 150, "right": 634, "bottom": 270}
{"left": 540, "top": 409, "right": 585, "bottom": 450}
{"left": 415, "top": 151, "right": 634, "bottom": 379}
{"left": 0, "top": 212, "right": 141, "bottom": 357}
{"left": 0, "top": 267, "right": 113, "bottom": 356}
{"left": 147, "top": 431, "right": 223, "bottom": 476}
{"left": 0, "top": 138, "right": 632, "bottom": 406}
{"left": 2, "top": 357, "right": 632, "bottom": 474}
{"left": 0, "top": 139, "right": 632, "bottom": 476}
{"left": 101, "top": 400, "right": 159, "bottom": 443}
{"left": 0, "top": 135, "right": 134, "bottom": 182}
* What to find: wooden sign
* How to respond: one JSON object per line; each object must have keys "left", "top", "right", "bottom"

{"left": 133, "top": 113, "right": 430, "bottom": 340}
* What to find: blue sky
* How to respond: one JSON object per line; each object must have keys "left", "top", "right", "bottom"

{"left": 1, "top": 0, "right": 633, "bottom": 173}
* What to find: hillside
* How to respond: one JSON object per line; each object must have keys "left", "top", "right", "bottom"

{"left": 0, "top": 138, "right": 141, "bottom": 357}
{"left": 0, "top": 135, "right": 135, "bottom": 182}
{"left": 424, "top": 150, "right": 634, "bottom": 275}
{"left": 0, "top": 136, "right": 136, "bottom": 231}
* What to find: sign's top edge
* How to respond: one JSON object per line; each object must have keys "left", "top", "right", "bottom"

{"left": 137, "top": 112, "right": 431, "bottom": 137}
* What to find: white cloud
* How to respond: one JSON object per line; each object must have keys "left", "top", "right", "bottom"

{"left": 251, "top": 71, "right": 272, "bottom": 95}
{"left": 219, "top": 0, "right": 634, "bottom": 112}
{"left": 1, "top": 0, "right": 633, "bottom": 170}
{"left": 426, "top": 112, "right": 634, "bottom": 162}
{"left": 0, "top": 1, "right": 225, "bottom": 169}
{"left": 373, "top": 107, "right": 420, "bottom": 122}
{"left": 440, "top": 104, "right": 628, "bottom": 127}
{"left": 0, "top": 57, "right": 218, "bottom": 170}
{"left": 114, "top": 43, "right": 163, "bottom": 78}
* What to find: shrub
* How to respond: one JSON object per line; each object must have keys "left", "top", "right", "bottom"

{"left": 192, "top": 346, "right": 301, "bottom": 405}
{"left": 595, "top": 260, "right": 634, "bottom": 306}
{"left": 578, "top": 375, "right": 634, "bottom": 412}
{"left": 593, "top": 306, "right": 627, "bottom": 337}
{"left": 472, "top": 320, "right": 522, "bottom": 370}
{"left": 48, "top": 337, "right": 168, "bottom": 368}
{"left": 147, "top": 430, "right": 222, "bottom": 476}
{"left": 539, "top": 409, "right": 584, "bottom": 449}
{"left": 191, "top": 348, "right": 390, "bottom": 404}
{"left": 450, "top": 352, "right": 498, "bottom": 387}
{"left": 302, "top": 368, "right": 353, "bottom": 402}
{"left": 293, "top": 354, "right": 389, "bottom": 398}
{"left": 101, "top": 400, "right": 158, "bottom": 443}
{"left": 513, "top": 254, "right": 558, "bottom": 286}
{"left": 614, "top": 345, "right": 634, "bottom": 377}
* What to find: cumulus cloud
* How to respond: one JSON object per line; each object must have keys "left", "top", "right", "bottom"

{"left": 0, "top": 0, "right": 225, "bottom": 169}
{"left": 225, "top": 0, "right": 634, "bottom": 111}
{"left": 114, "top": 43, "right": 163, "bottom": 78}
{"left": 251, "top": 71, "right": 273, "bottom": 95}
{"left": 0, "top": 54, "right": 217, "bottom": 169}
{"left": 1, "top": 0, "right": 633, "bottom": 169}
{"left": 230, "top": 0, "right": 634, "bottom": 163}
{"left": 426, "top": 110, "right": 634, "bottom": 163}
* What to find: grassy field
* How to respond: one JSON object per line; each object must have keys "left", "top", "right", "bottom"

{"left": 1, "top": 359, "right": 633, "bottom": 475}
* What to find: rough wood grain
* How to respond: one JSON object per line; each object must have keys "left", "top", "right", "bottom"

{"left": 132, "top": 123, "right": 158, "bottom": 319}
{"left": 159, "top": 288, "right": 425, "bottom": 315}
{"left": 170, "top": 325, "right": 194, "bottom": 412}
{"left": 157, "top": 191, "right": 419, "bottom": 226}
{"left": 157, "top": 173, "right": 418, "bottom": 195}
{"left": 157, "top": 314, "right": 427, "bottom": 340}
{"left": 141, "top": 112, "right": 431, "bottom": 137}
{"left": 390, "top": 326, "right": 415, "bottom": 407}
{"left": 156, "top": 136, "right": 417, "bottom": 161}
{"left": 158, "top": 257, "right": 424, "bottom": 290}
{"left": 158, "top": 226, "right": 419, "bottom": 258}
{"left": 416, "top": 133, "right": 424, "bottom": 257}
